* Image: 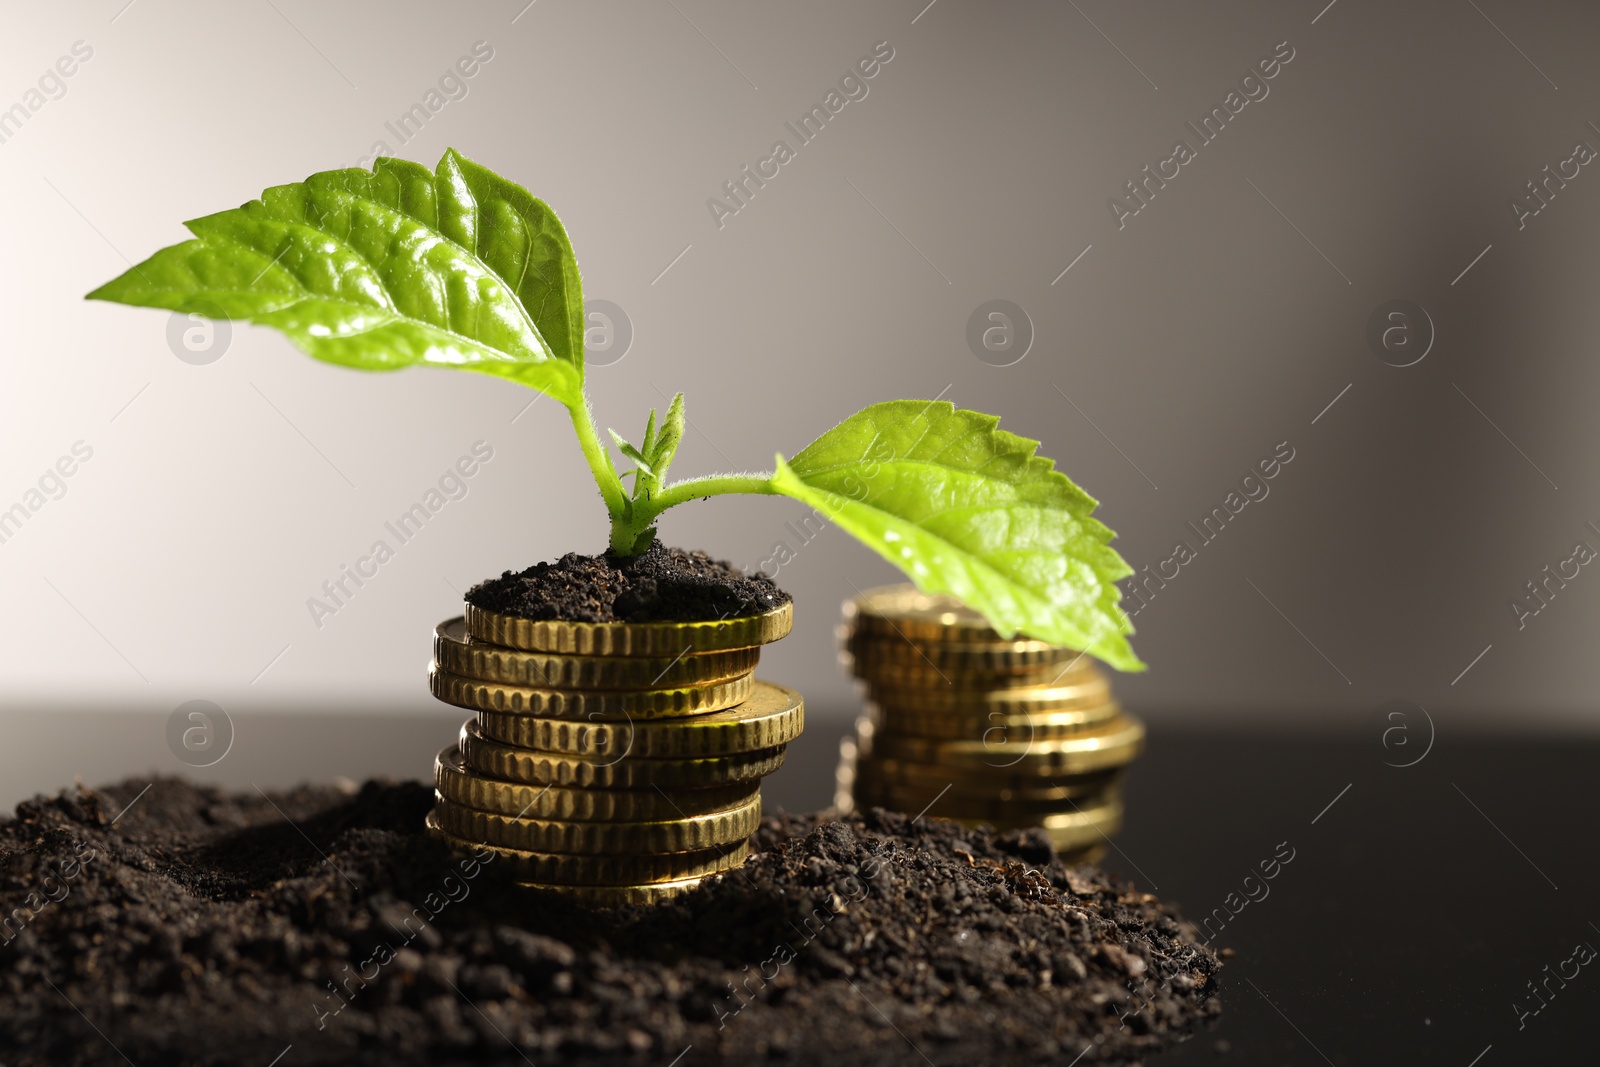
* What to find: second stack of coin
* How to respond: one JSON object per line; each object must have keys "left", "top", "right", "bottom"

{"left": 835, "top": 585, "right": 1142, "bottom": 862}
{"left": 427, "top": 601, "right": 801, "bottom": 904}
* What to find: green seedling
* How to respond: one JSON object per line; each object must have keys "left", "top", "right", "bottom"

{"left": 88, "top": 149, "right": 1142, "bottom": 670}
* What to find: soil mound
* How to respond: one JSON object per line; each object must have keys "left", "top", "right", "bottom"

{"left": 0, "top": 778, "right": 1219, "bottom": 1065}
{"left": 466, "top": 543, "right": 789, "bottom": 623}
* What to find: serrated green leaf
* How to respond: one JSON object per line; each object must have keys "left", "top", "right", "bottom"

{"left": 297, "top": 151, "right": 585, "bottom": 376}
{"left": 434, "top": 149, "right": 586, "bottom": 377}
{"left": 771, "top": 400, "right": 1142, "bottom": 671}
{"left": 86, "top": 150, "right": 582, "bottom": 406}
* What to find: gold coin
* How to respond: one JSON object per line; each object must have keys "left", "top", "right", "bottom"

{"left": 869, "top": 699, "right": 1121, "bottom": 742}
{"left": 850, "top": 715, "right": 1137, "bottom": 792}
{"left": 870, "top": 715, "right": 1144, "bottom": 776}
{"left": 849, "top": 757, "right": 1123, "bottom": 796}
{"left": 834, "top": 735, "right": 862, "bottom": 813}
{"left": 862, "top": 674, "right": 1109, "bottom": 715}
{"left": 465, "top": 600, "right": 793, "bottom": 656}
{"left": 434, "top": 746, "right": 758, "bottom": 821}
{"left": 844, "top": 631, "right": 1082, "bottom": 673}
{"left": 459, "top": 722, "right": 787, "bottom": 788}
{"left": 427, "top": 811, "right": 750, "bottom": 885}
{"left": 965, "top": 795, "right": 1124, "bottom": 854}
{"left": 850, "top": 712, "right": 879, "bottom": 747}
{"left": 431, "top": 794, "right": 761, "bottom": 854}
{"left": 846, "top": 583, "right": 1095, "bottom": 652}
{"left": 435, "top": 618, "right": 760, "bottom": 689}
{"left": 872, "top": 790, "right": 1121, "bottom": 854}
{"left": 517, "top": 875, "right": 721, "bottom": 905}
{"left": 850, "top": 769, "right": 1125, "bottom": 817}
{"left": 844, "top": 584, "right": 1000, "bottom": 642}
{"left": 430, "top": 666, "right": 751, "bottom": 721}
{"left": 849, "top": 655, "right": 1091, "bottom": 689}
{"left": 477, "top": 679, "right": 803, "bottom": 758}
{"left": 851, "top": 784, "right": 1120, "bottom": 828}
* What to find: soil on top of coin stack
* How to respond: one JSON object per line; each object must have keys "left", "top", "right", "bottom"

{"left": 466, "top": 543, "right": 789, "bottom": 623}
{"left": 0, "top": 778, "right": 1220, "bottom": 1067}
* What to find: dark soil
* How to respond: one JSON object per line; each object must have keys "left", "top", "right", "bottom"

{"left": 467, "top": 543, "right": 790, "bottom": 623}
{"left": 0, "top": 778, "right": 1220, "bottom": 1066}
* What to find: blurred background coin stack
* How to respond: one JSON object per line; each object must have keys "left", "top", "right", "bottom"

{"left": 426, "top": 601, "right": 800, "bottom": 903}
{"left": 835, "top": 585, "right": 1143, "bottom": 863}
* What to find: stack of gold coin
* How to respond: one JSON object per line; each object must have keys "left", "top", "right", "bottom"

{"left": 426, "top": 601, "right": 800, "bottom": 903}
{"left": 835, "top": 585, "right": 1142, "bottom": 862}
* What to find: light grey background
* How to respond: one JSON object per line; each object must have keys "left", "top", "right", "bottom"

{"left": 3, "top": 0, "right": 1598, "bottom": 802}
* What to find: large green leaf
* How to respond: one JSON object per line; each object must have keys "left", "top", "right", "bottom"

{"left": 86, "top": 150, "right": 583, "bottom": 404}
{"left": 772, "top": 400, "right": 1142, "bottom": 671}
{"left": 433, "top": 149, "right": 586, "bottom": 376}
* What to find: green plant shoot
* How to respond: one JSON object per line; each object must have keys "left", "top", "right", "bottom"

{"left": 87, "top": 149, "right": 1143, "bottom": 670}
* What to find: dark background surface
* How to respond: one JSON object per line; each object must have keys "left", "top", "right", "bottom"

{"left": 810, "top": 719, "right": 1600, "bottom": 1065}
{"left": 7, "top": 711, "right": 1592, "bottom": 1064}
{"left": 1116, "top": 728, "right": 1595, "bottom": 1065}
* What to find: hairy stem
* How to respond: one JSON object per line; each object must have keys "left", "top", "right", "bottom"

{"left": 645, "top": 474, "right": 779, "bottom": 515}
{"left": 608, "top": 472, "right": 779, "bottom": 557}
{"left": 567, "top": 399, "right": 629, "bottom": 521}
